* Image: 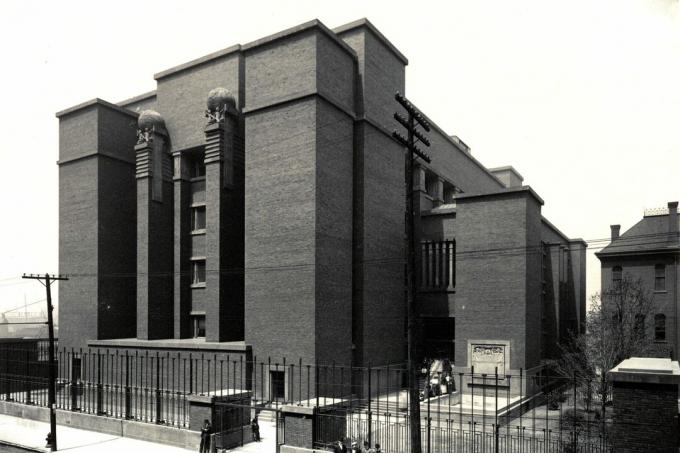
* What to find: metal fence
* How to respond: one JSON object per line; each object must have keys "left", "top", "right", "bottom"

{"left": 0, "top": 343, "right": 612, "bottom": 452}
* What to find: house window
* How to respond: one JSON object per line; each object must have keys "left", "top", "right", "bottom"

{"left": 192, "top": 315, "right": 206, "bottom": 338}
{"left": 655, "top": 314, "right": 666, "bottom": 342}
{"left": 191, "top": 206, "right": 206, "bottom": 232}
{"left": 655, "top": 264, "right": 666, "bottom": 292}
{"left": 192, "top": 260, "right": 206, "bottom": 285}
{"left": 612, "top": 266, "right": 622, "bottom": 289}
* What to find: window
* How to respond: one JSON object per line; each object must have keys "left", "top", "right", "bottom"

{"left": 191, "top": 159, "right": 205, "bottom": 179}
{"left": 191, "top": 206, "right": 206, "bottom": 232}
{"left": 612, "top": 266, "right": 622, "bottom": 289}
{"left": 192, "top": 260, "right": 206, "bottom": 285}
{"left": 192, "top": 315, "right": 206, "bottom": 338}
{"left": 655, "top": 314, "right": 666, "bottom": 342}
{"left": 655, "top": 264, "right": 666, "bottom": 292}
{"left": 420, "top": 240, "right": 456, "bottom": 291}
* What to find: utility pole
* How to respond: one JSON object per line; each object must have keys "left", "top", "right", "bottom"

{"left": 393, "top": 92, "right": 431, "bottom": 453}
{"left": 22, "top": 273, "right": 68, "bottom": 452}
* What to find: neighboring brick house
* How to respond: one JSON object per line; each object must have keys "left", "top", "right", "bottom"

{"left": 596, "top": 202, "right": 680, "bottom": 357}
{"left": 56, "top": 18, "right": 585, "bottom": 396}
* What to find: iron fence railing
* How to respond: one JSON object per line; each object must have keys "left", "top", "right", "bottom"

{"left": 0, "top": 343, "right": 613, "bottom": 452}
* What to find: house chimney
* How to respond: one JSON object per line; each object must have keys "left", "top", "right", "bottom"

{"left": 668, "top": 201, "right": 678, "bottom": 234}
{"left": 610, "top": 224, "right": 621, "bottom": 241}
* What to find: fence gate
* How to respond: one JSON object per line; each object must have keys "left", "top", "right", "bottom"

{"left": 214, "top": 401, "right": 284, "bottom": 452}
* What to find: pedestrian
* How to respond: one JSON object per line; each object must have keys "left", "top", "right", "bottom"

{"left": 338, "top": 439, "right": 348, "bottom": 453}
{"left": 332, "top": 440, "right": 342, "bottom": 453}
{"left": 351, "top": 440, "right": 361, "bottom": 452}
{"left": 374, "top": 443, "right": 382, "bottom": 453}
{"left": 362, "top": 440, "right": 371, "bottom": 452}
{"left": 199, "top": 419, "right": 212, "bottom": 453}
{"left": 251, "top": 415, "right": 260, "bottom": 441}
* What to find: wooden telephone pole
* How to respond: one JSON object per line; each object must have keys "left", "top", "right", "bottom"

{"left": 22, "top": 273, "right": 68, "bottom": 452}
{"left": 393, "top": 92, "right": 431, "bottom": 453}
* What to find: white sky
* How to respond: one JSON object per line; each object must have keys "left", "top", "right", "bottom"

{"left": 0, "top": 0, "right": 678, "bottom": 316}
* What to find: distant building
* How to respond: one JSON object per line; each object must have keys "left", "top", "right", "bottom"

{"left": 597, "top": 202, "right": 679, "bottom": 357}
{"left": 56, "top": 18, "right": 585, "bottom": 395}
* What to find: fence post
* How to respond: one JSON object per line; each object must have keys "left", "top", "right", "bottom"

{"left": 495, "top": 367, "right": 499, "bottom": 453}
{"left": 125, "top": 352, "right": 131, "bottom": 419}
{"left": 367, "top": 363, "right": 372, "bottom": 447}
{"left": 25, "top": 349, "right": 31, "bottom": 404}
{"left": 96, "top": 351, "right": 104, "bottom": 415}
{"left": 189, "top": 353, "right": 193, "bottom": 394}
{"left": 155, "top": 352, "right": 162, "bottom": 423}
{"left": 70, "top": 348, "right": 77, "bottom": 410}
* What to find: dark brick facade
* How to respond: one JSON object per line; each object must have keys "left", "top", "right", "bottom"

{"left": 57, "top": 19, "right": 585, "bottom": 395}
{"left": 612, "top": 381, "right": 678, "bottom": 452}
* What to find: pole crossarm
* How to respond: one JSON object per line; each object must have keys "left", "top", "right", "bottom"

{"left": 392, "top": 131, "right": 431, "bottom": 163}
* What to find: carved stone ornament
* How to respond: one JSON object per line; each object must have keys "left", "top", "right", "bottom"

{"left": 137, "top": 110, "right": 166, "bottom": 145}
{"left": 136, "top": 127, "right": 154, "bottom": 145}
{"left": 205, "top": 87, "right": 236, "bottom": 124}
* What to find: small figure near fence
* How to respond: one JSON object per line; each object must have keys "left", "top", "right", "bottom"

{"left": 199, "top": 419, "right": 212, "bottom": 453}
{"left": 334, "top": 439, "right": 348, "bottom": 453}
{"left": 250, "top": 415, "right": 260, "bottom": 442}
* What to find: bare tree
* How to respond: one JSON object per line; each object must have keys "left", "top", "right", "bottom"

{"left": 555, "top": 276, "right": 665, "bottom": 418}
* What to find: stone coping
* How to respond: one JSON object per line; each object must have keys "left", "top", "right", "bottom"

{"left": 56, "top": 97, "right": 138, "bottom": 119}
{"left": 187, "top": 389, "right": 250, "bottom": 403}
{"left": 117, "top": 90, "right": 157, "bottom": 108}
{"left": 87, "top": 338, "right": 250, "bottom": 352}
{"left": 454, "top": 185, "right": 545, "bottom": 206}
{"left": 608, "top": 357, "right": 680, "bottom": 385}
{"left": 333, "top": 18, "right": 408, "bottom": 65}
{"left": 281, "top": 397, "right": 348, "bottom": 415}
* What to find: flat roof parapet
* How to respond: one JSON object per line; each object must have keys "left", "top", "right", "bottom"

{"left": 56, "top": 97, "right": 138, "bottom": 119}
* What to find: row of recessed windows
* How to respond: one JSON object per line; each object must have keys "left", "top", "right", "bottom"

{"left": 611, "top": 264, "right": 666, "bottom": 291}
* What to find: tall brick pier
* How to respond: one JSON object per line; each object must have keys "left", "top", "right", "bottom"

{"left": 609, "top": 357, "right": 680, "bottom": 453}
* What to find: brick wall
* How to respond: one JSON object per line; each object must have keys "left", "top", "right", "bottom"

{"left": 284, "top": 413, "right": 314, "bottom": 449}
{"left": 58, "top": 102, "right": 138, "bottom": 351}
{"left": 612, "top": 381, "right": 678, "bottom": 452}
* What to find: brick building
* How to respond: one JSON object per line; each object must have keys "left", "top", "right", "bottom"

{"left": 597, "top": 202, "right": 680, "bottom": 357}
{"left": 56, "top": 18, "right": 585, "bottom": 394}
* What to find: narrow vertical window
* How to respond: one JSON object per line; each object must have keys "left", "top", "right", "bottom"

{"left": 191, "top": 206, "right": 206, "bottom": 232}
{"left": 192, "top": 260, "right": 206, "bottom": 285}
{"left": 655, "top": 314, "right": 666, "bottom": 342}
{"left": 655, "top": 264, "right": 666, "bottom": 291}
{"left": 192, "top": 315, "right": 206, "bottom": 338}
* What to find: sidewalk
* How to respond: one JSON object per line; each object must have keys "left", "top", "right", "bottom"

{"left": 0, "top": 414, "right": 195, "bottom": 452}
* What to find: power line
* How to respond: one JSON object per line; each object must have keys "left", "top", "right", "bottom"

{"left": 0, "top": 298, "right": 47, "bottom": 315}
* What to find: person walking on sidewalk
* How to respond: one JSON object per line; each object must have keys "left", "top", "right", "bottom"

{"left": 199, "top": 419, "right": 212, "bottom": 453}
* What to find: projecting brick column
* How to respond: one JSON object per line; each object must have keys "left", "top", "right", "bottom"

{"left": 204, "top": 88, "right": 244, "bottom": 342}
{"left": 136, "top": 110, "right": 174, "bottom": 340}
{"left": 173, "top": 149, "right": 191, "bottom": 338}
{"left": 608, "top": 357, "right": 680, "bottom": 453}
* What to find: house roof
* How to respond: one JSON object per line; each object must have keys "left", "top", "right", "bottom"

{"left": 597, "top": 214, "right": 680, "bottom": 257}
